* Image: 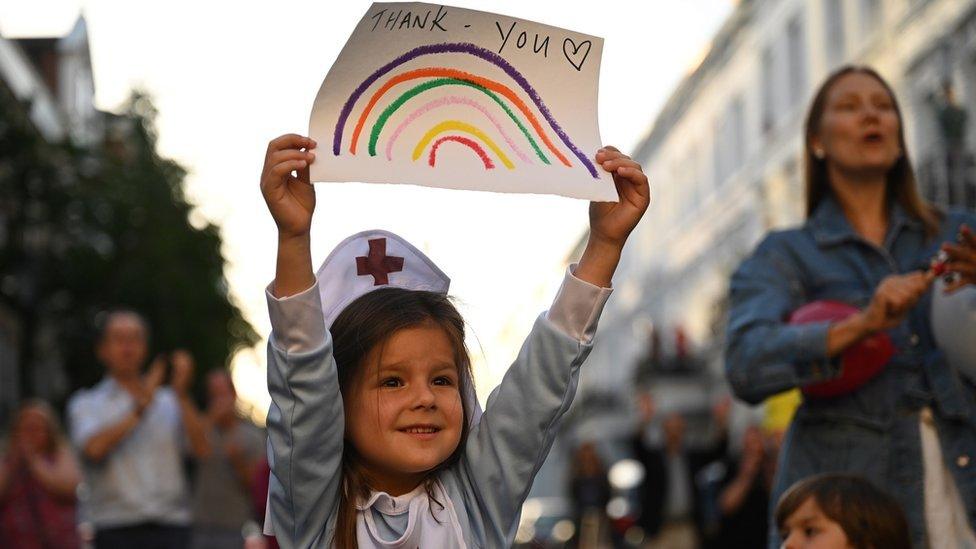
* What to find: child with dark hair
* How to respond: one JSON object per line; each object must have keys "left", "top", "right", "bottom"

{"left": 259, "top": 134, "right": 650, "bottom": 547}
{"left": 775, "top": 474, "right": 911, "bottom": 549}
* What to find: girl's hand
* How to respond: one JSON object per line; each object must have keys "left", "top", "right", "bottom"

{"left": 574, "top": 147, "right": 650, "bottom": 288}
{"left": 260, "top": 134, "right": 317, "bottom": 240}
{"left": 589, "top": 147, "right": 651, "bottom": 248}
{"left": 941, "top": 224, "right": 976, "bottom": 293}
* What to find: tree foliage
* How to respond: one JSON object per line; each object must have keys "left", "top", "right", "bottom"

{"left": 0, "top": 85, "right": 257, "bottom": 404}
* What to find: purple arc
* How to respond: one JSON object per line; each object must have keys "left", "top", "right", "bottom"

{"left": 332, "top": 42, "right": 598, "bottom": 178}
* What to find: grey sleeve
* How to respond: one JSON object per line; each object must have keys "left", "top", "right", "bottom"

{"left": 264, "top": 281, "right": 342, "bottom": 547}
{"left": 458, "top": 267, "right": 611, "bottom": 543}
{"left": 545, "top": 264, "right": 613, "bottom": 343}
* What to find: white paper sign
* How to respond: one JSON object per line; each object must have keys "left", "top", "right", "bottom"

{"left": 308, "top": 2, "right": 616, "bottom": 201}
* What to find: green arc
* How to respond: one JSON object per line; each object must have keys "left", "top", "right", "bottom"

{"left": 368, "top": 78, "right": 550, "bottom": 164}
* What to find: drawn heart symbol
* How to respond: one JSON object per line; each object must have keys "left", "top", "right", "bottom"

{"left": 563, "top": 38, "right": 592, "bottom": 72}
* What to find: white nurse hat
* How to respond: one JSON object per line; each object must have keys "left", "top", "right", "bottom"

{"left": 315, "top": 229, "right": 482, "bottom": 425}
{"left": 316, "top": 229, "right": 450, "bottom": 328}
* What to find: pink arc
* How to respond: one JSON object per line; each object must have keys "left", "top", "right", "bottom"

{"left": 385, "top": 95, "right": 533, "bottom": 164}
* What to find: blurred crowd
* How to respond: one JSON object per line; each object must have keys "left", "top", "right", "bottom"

{"left": 565, "top": 394, "right": 779, "bottom": 549}
{"left": 0, "top": 310, "right": 273, "bottom": 549}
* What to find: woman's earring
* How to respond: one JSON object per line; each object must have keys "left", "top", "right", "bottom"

{"left": 814, "top": 148, "right": 826, "bottom": 160}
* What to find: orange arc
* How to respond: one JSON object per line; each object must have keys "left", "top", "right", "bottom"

{"left": 349, "top": 67, "right": 572, "bottom": 168}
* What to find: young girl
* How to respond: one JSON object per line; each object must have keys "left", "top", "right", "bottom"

{"left": 776, "top": 474, "right": 911, "bottom": 549}
{"left": 259, "top": 133, "right": 649, "bottom": 547}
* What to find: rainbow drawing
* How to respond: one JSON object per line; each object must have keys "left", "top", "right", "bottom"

{"left": 332, "top": 42, "right": 599, "bottom": 178}
{"left": 413, "top": 120, "right": 514, "bottom": 169}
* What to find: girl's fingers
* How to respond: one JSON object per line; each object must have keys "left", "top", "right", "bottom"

{"left": 269, "top": 159, "right": 308, "bottom": 179}
{"left": 601, "top": 158, "right": 642, "bottom": 173}
{"left": 618, "top": 166, "right": 649, "bottom": 186}
{"left": 268, "top": 134, "right": 316, "bottom": 153}
{"left": 595, "top": 146, "right": 626, "bottom": 162}
{"left": 269, "top": 149, "right": 315, "bottom": 168}
{"left": 297, "top": 161, "right": 312, "bottom": 185}
{"left": 616, "top": 168, "right": 651, "bottom": 206}
{"left": 596, "top": 152, "right": 627, "bottom": 164}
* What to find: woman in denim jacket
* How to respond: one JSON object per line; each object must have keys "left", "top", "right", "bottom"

{"left": 725, "top": 66, "right": 976, "bottom": 548}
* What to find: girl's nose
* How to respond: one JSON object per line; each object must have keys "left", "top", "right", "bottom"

{"left": 411, "top": 384, "right": 437, "bottom": 408}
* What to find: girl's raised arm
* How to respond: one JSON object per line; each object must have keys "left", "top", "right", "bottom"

{"left": 261, "top": 135, "right": 342, "bottom": 547}
{"left": 261, "top": 133, "right": 317, "bottom": 298}
{"left": 457, "top": 147, "right": 648, "bottom": 544}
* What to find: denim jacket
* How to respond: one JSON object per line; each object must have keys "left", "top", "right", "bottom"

{"left": 725, "top": 195, "right": 976, "bottom": 547}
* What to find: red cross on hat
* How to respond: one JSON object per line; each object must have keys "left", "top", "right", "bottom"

{"left": 356, "top": 238, "right": 404, "bottom": 286}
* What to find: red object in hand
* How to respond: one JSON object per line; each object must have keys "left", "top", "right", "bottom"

{"left": 789, "top": 301, "right": 896, "bottom": 398}
{"left": 931, "top": 250, "right": 950, "bottom": 276}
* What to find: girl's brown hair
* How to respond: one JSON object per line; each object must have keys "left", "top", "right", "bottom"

{"left": 775, "top": 473, "right": 910, "bottom": 549}
{"left": 329, "top": 287, "right": 474, "bottom": 548}
{"left": 803, "top": 65, "right": 941, "bottom": 237}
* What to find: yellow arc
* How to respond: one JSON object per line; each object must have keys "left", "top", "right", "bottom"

{"left": 411, "top": 120, "right": 515, "bottom": 170}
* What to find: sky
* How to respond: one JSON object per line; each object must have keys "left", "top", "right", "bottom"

{"left": 0, "top": 0, "right": 732, "bottom": 419}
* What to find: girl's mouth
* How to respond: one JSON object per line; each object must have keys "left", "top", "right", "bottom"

{"left": 398, "top": 425, "right": 441, "bottom": 442}
{"left": 398, "top": 425, "right": 442, "bottom": 437}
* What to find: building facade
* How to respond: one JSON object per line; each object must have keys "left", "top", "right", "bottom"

{"left": 582, "top": 0, "right": 976, "bottom": 412}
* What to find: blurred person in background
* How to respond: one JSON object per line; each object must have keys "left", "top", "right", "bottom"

{"left": 0, "top": 400, "right": 82, "bottom": 549}
{"left": 699, "top": 424, "right": 773, "bottom": 549}
{"left": 192, "top": 368, "right": 266, "bottom": 549}
{"left": 568, "top": 441, "right": 611, "bottom": 549}
{"left": 725, "top": 66, "right": 976, "bottom": 547}
{"left": 67, "top": 310, "right": 210, "bottom": 549}
{"left": 631, "top": 393, "right": 729, "bottom": 548}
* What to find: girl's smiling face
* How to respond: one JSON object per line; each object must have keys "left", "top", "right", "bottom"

{"left": 344, "top": 322, "right": 464, "bottom": 495}
{"left": 780, "top": 497, "right": 854, "bottom": 549}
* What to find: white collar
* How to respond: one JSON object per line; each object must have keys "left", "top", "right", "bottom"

{"left": 357, "top": 484, "right": 428, "bottom": 515}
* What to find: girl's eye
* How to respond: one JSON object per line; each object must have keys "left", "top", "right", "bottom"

{"left": 433, "top": 376, "right": 455, "bottom": 386}
{"left": 381, "top": 378, "right": 403, "bottom": 388}
{"left": 804, "top": 526, "right": 818, "bottom": 537}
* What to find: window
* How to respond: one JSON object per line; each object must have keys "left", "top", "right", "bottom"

{"left": 713, "top": 96, "right": 746, "bottom": 186}
{"left": 787, "top": 16, "right": 807, "bottom": 104}
{"left": 761, "top": 47, "right": 777, "bottom": 133}
{"left": 824, "top": 0, "right": 846, "bottom": 67}
{"left": 859, "top": 0, "right": 883, "bottom": 35}
{"left": 730, "top": 97, "right": 746, "bottom": 173}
